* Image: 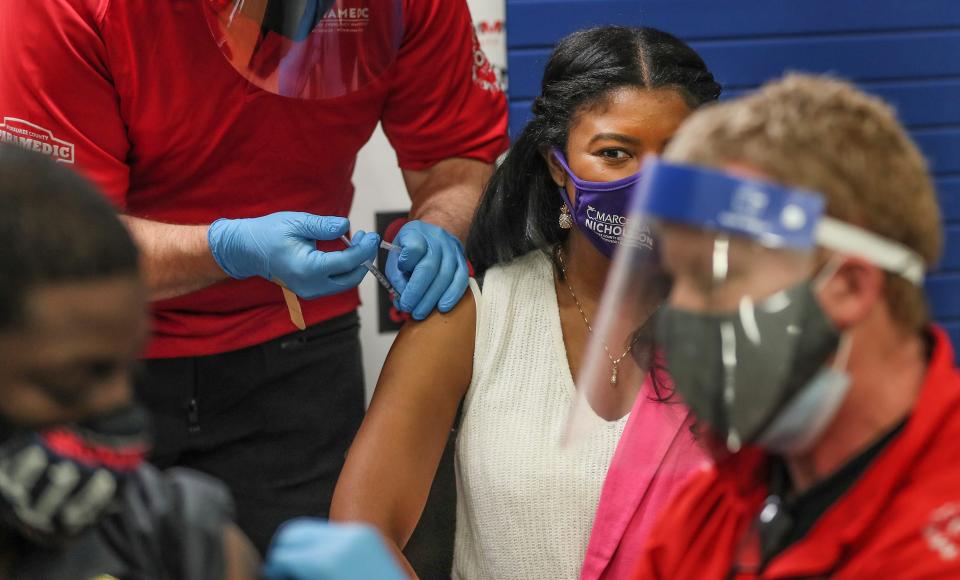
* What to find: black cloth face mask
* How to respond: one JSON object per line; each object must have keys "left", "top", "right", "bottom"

{"left": 655, "top": 281, "right": 841, "bottom": 450}
{"left": 0, "top": 405, "right": 150, "bottom": 545}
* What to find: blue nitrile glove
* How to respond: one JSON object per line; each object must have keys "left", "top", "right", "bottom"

{"left": 262, "top": 518, "right": 407, "bottom": 580}
{"left": 207, "top": 212, "right": 380, "bottom": 299}
{"left": 385, "top": 220, "right": 468, "bottom": 320}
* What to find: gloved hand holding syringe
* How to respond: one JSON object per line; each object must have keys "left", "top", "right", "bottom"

{"left": 276, "top": 234, "right": 398, "bottom": 331}
{"left": 209, "top": 211, "right": 467, "bottom": 330}
{"left": 340, "top": 235, "right": 399, "bottom": 301}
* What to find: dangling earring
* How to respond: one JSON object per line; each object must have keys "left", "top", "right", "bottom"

{"left": 559, "top": 205, "right": 573, "bottom": 229}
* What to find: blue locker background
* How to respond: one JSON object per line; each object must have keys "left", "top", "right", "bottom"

{"left": 505, "top": 0, "right": 960, "bottom": 353}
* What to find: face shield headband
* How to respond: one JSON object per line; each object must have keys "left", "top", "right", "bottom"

{"left": 636, "top": 159, "right": 926, "bottom": 283}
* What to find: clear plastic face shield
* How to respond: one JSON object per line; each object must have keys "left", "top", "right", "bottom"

{"left": 563, "top": 159, "right": 926, "bottom": 454}
{"left": 203, "top": 0, "right": 403, "bottom": 99}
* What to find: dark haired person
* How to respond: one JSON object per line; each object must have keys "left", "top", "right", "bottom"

{"left": 330, "top": 27, "right": 720, "bottom": 579}
{"left": 0, "top": 145, "right": 258, "bottom": 579}
{"left": 0, "top": 0, "right": 507, "bottom": 553}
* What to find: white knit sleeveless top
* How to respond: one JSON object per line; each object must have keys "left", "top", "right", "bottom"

{"left": 453, "top": 250, "right": 628, "bottom": 580}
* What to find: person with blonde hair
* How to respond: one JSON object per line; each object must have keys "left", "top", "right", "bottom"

{"left": 613, "top": 73, "right": 960, "bottom": 578}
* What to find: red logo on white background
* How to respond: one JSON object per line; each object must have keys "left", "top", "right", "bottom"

{"left": 471, "top": 33, "right": 501, "bottom": 94}
{"left": 476, "top": 20, "right": 503, "bottom": 34}
{"left": 0, "top": 117, "right": 75, "bottom": 164}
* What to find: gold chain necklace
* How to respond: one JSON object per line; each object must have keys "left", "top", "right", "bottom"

{"left": 555, "top": 246, "right": 640, "bottom": 386}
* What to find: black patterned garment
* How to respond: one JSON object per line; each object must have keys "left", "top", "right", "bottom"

{"left": 11, "top": 465, "right": 234, "bottom": 580}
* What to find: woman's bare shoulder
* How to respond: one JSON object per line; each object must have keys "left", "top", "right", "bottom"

{"left": 375, "top": 286, "right": 478, "bottom": 398}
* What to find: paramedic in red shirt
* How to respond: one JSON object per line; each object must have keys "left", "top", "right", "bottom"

{"left": 0, "top": 0, "right": 508, "bottom": 552}
{"left": 619, "top": 74, "right": 960, "bottom": 578}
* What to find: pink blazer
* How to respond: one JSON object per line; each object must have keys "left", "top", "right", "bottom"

{"left": 580, "top": 379, "right": 708, "bottom": 580}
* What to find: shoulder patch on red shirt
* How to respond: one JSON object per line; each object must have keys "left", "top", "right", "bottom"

{"left": 0, "top": 117, "right": 76, "bottom": 164}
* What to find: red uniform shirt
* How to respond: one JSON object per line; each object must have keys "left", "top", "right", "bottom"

{"left": 0, "top": 0, "right": 508, "bottom": 358}
{"left": 634, "top": 326, "right": 960, "bottom": 580}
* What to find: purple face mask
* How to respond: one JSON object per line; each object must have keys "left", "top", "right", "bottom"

{"left": 553, "top": 150, "right": 654, "bottom": 258}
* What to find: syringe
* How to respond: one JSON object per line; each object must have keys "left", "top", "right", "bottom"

{"left": 341, "top": 235, "right": 399, "bottom": 298}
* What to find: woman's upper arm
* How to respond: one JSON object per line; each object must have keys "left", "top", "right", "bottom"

{"left": 331, "top": 291, "right": 477, "bottom": 546}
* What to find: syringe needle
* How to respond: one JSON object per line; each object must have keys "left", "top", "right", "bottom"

{"left": 340, "top": 235, "right": 398, "bottom": 298}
